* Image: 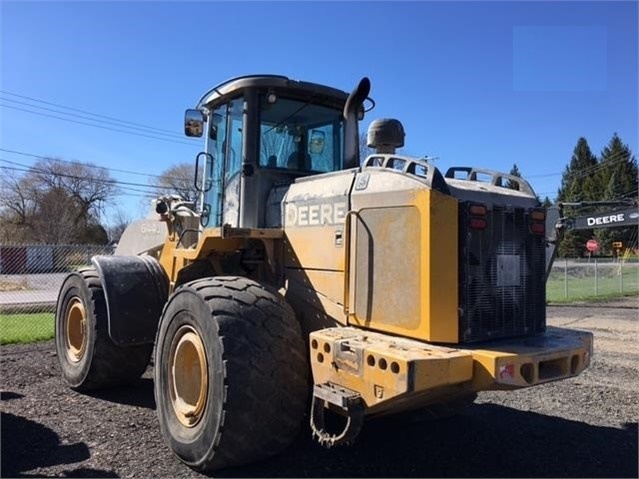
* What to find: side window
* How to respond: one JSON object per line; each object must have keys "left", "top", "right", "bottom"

{"left": 204, "top": 104, "right": 229, "bottom": 227}
{"left": 209, "top": 106, "right": 227, "bottom": 168}
{"left": 225, "top": 99, "right": 243, "bottom": 182}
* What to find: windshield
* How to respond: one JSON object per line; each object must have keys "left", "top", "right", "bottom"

{"left": 258, "top": 95, "right": 344, "bottom": 173}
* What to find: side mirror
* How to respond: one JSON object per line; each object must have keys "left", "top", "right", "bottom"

{"left": 309, "top": 130, "right": 326, "bottom": 155}
{"left": 184, "top": 109, "right": 205, "bottom": 137}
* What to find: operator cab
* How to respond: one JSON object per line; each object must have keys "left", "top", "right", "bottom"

{"left": 184, "top": 75, "right": 353, "bottom": 229}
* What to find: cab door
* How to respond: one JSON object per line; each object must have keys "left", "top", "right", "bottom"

{"left": 203, "top": 98, "right": 244, "bottom": 227}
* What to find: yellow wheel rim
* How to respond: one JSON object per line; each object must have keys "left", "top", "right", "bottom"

{"left": 65, "top": 297, "right": 87, "bottom": 363}
{"left": 169, "top": 325, "right": 209, "bottom": 428}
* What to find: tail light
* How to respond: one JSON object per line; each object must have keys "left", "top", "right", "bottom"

{"left": 469, "top": 203, "right": 487, "bottom": 230}
{"left": 530, "top": 209, "right": 545, "bottom": 235}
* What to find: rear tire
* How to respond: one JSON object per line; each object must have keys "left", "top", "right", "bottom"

{"left": 55, "top": 268, "right": 152, "bottom": 390}
{"left": 154, "top": 276, "right": 308, "bottom": 471}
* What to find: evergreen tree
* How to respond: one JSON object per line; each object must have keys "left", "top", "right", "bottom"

{"left": 557, "top": 137, "right": 599, "bottom": 202}
{"left": 506, "top": 163, "right": 522, "bottom": 190}
{"left": 556, "top": 138, "right": 599, "bottom": 257}
{"left": 597, "top": 133, "right": 637, "bottom": 201}
{"left": 593, "top": 134, "right": 638, "bottom": 254}
{"left": 541, "top": 196, "right": 553, "bottom": 208}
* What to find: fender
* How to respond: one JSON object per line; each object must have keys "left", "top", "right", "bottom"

{"left": 91, "top": 255, "right": 168, "bottom": 346}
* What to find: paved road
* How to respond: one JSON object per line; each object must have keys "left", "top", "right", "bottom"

{"left": 0, "top": 273, "right": 67, "bottom": 309}
{"left": 0, "top": 290, "right": 58, "bottom": 307}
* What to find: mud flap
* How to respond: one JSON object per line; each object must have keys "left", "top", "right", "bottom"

{"left": 92, "top": 255, "right": 168, "bottom": 346}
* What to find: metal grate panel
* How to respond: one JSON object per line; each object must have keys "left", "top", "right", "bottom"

{"left": 458, "top": 204, "right": 546, "bottom": 343}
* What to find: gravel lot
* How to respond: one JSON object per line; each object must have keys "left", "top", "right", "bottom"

{"left": 1, "top": 298, "right": 637, "bottom": 478}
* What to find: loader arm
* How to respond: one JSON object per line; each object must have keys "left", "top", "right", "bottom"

{"left": 544, "top": 200, "right": 639, "bottom": 281}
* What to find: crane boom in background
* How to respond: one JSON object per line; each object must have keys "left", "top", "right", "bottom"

{"left": 545, "top": 200, "right": 639, "bottom": 281}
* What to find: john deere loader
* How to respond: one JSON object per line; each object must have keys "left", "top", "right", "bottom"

{"left": 55, "top": 75, "right": 593, "bottom": 471}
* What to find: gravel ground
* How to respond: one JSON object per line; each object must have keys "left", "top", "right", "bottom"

{"left": 1, "top": 297, "right": 637, "bottom": 478}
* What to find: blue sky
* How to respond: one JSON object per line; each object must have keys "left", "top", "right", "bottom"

{"left": 1, "top": 1, "right": 637, "bottom": 223}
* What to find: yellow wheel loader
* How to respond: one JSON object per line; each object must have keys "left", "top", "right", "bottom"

{"left": 55, "top": 75, "right": 593, "bottom": 471}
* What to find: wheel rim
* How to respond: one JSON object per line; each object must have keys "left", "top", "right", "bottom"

{"left": 169, "top": 325, "right": 209, "bottom": 427}
{"left": 65, "top": 297, "right": 87, "bottom": 363}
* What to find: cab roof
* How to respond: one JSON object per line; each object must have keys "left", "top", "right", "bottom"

{"left": 196, "top": 74, "right": 350, "bottom": 110}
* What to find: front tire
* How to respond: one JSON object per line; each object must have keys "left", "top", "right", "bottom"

{"left": 55, "top": 268, "right": 152, "bottom": 390}
{"left": 154, "top": 276, "right": 308, "bottom": 471}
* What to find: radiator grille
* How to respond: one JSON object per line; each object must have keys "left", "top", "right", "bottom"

{"left": 459, "top": 203, "right": 546, "bottom": 343}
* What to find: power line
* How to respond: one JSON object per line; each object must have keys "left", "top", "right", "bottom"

{"left": 0, "top": 165, "right": 155, "bottom": 201}
{"left": 0, "top": 160, "right": 172, "bottom": 192}
{"left": 0, "top": 96, "right": 190, "bottom": 141}
{"left": 1, "top": 103, "right": 198, "bottom": 147}
{"left": 530, "top": 151, "right": 637, "bottom": 201}
{"left": 3, "top": 142, "right": 634, "bottom": 204}
{"left": 0, "top": 89, "right": 189, "bottom": 137}
{"left": 0, "top": 164, "right": 174, "bottom": 202}
{"left": 0, "top": 147, "right": 174, "bottom": 180}
{"left": 528, "top": 151, "right": 633, "bottom": 181}
{"left": 0, "top": 159, "right": 187, "bottom": 198}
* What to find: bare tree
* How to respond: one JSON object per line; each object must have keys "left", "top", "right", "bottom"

{"left": 107, "top": 208, "right": 132, "bottom": 244}
{"left": 29, "top": 157, "right": 116, "bottom": 221}
{"left": 149, "top": 163, "right": 197, "bottom": 201}
{"left": 0, "top": 158, "right": 118, "bottom": 244}
{"left": 0, "top": 169, "right": 37, "bottom": 224}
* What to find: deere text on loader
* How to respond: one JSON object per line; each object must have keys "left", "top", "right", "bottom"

{"left": 55, "top": 75, "right": 593, "bottom": 472}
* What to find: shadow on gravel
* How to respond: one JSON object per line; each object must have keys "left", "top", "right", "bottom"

{"left": 86, "top": 377, "right": 156, "bottom": 409}
{"left": 18, "top": 468, "right": 118, "bottom": 478}
{"left": 0, "top": 391, "right": 24, "bottom": 400}
{"left": 0, "top": 412, "right": 116, "bottom": 478}
{"left": 214, "top": 404, "right": 638, "bottom": 478}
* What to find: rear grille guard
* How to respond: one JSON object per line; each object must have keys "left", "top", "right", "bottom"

{"left": 459, "top": 204, "right": 546, "bottom": 343}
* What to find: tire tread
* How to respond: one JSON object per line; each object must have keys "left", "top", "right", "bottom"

{"left": 158, "top": 276, "right": 308, "bottom": 471}
{"left": 69, "top": 269, "right": 151, "bottom": 390}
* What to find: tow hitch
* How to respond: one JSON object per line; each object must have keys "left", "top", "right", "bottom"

{"left": 310, "top": 383, "right": 364, "bottom": 447}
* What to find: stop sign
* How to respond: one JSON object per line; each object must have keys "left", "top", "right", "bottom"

{"left": 586, "top": 239, "right": 599, "bottom": 252}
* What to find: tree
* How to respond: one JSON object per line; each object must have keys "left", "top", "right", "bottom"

{"left": 0, "top": 158, "right": 118, "bottom": 244}
{"left": 593, "top": 134, "right": 638, "bottom": 254}
{"left": 556, "top": 138, "right": 599, "bottom": 257}
{"left": 506, "top": 163, "right": 522, "bottom": 190}
{"left": 597, "top": 133, "right": 638, "bottom": 201}
{"left": 0, "top": 168, "right": 38, "bottom": 242}
{"left": 150, "top": 163, "right": 198, "bottom": 201}
{"left": 106, "top": 208, "right": 132, "bottom": 244}
{"left": 505, "top": 163, "right": 547, "bottom": 204}
{"left": 557, "top": 138, "right": 599, "bottom": 202}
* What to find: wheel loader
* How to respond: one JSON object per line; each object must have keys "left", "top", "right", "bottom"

{"left": 55, "top": 75, "right": 593, "bottom": 471}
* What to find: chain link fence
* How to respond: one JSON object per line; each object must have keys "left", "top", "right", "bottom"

{"left": 2, "top": 247, "right": 637, "bottom": 345}
{"left": 547, "top": 257, "right": 639, "bottom": 302}
{"left": 0, "top": 244, "right": 114, "bottom": 345}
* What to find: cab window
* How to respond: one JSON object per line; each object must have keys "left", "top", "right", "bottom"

{"left": 258, "top": 96, "right": 343, "bottom": 173}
